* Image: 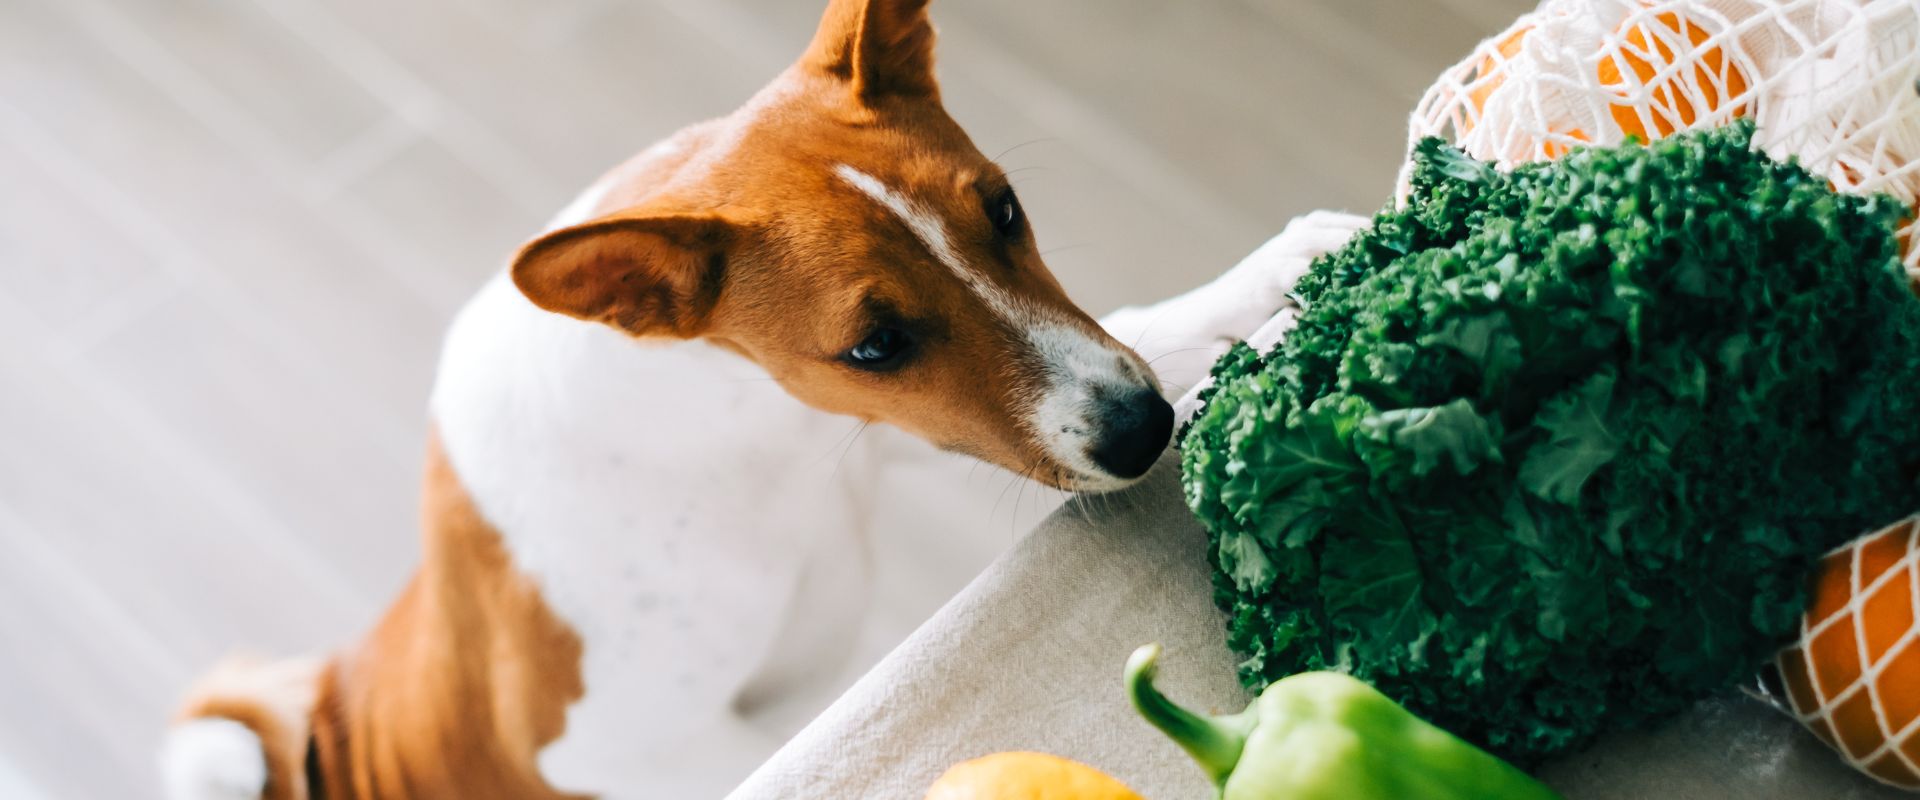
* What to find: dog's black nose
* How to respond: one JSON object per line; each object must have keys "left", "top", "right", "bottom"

{"left": 1087, "top": 388, "right": 1175, "bottom": 480}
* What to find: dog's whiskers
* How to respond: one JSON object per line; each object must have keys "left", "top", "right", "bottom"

{"left": 1146, "top": 346, "right": 1223, "bottom": 366}
{"left": 992, "top": 467, "right": 1025, "bottom": 538}
{"left": 990, "top": 138, "right": 1056, "bottom": 164}
{"left": 819, "top": 420, "right": 872, "bottom": 483}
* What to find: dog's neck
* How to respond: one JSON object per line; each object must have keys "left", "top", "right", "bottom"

{"left": 424, "top": 110, "right": 911, "bottom": 786}
{"left": 432, "top": 105, "right": 877, "bottom": 506}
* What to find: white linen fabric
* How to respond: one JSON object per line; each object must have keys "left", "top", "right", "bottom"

{"left": 727, "top": 460, "right": 1908, "bottom": 800}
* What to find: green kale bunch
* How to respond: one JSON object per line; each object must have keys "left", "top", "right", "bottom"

{"left": 1179, "top": 123, "right": 1920, "bottom": 764}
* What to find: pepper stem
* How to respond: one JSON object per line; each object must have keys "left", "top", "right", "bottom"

{"left": 1125, "top": 644, "right": 1255, "bottom": 788}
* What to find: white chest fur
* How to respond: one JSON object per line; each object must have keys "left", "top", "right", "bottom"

{"left": 430, "top": 273, "right": 885, "bottom": 797}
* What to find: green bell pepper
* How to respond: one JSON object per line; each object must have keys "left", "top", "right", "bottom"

{"left": 1125, "top": 644, "right": 1564, "bottom": 800}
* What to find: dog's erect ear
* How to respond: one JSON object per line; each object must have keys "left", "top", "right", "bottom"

{"left": 511, "top": 213, "right": 736, "bottom": 339}
{"left": 802, "top": 0, "right": 938, "bottom": 103}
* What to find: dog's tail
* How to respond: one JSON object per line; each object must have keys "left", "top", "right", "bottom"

{"left": 159, "top": 655, "right": 325, "bottom": 800}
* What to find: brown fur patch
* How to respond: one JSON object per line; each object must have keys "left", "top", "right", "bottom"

{"left": 176, "top": 657, "right": 321, "bottom": 800}
{"left": 513, "top": 212, "right": 739, "bottom": 339}
{"left": 300, "top": 433, "right": 587, "bottom": 800}
{"left": 805, "top": 0, "right": 939, "bottom": 101}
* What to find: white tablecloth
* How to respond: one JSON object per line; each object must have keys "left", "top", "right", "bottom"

{"left": 727, "top": 458, "right": 1907, "bottom": 800}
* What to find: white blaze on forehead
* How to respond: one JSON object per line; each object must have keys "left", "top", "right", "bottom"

{"left": 833, "top": 166, "right": 964, "bottom": 281}
{"left": 831, "top": 163, "right": 1159, "bottom": 487}
{"left": 832, "top": 164, "right": 1028, "bottom": 323}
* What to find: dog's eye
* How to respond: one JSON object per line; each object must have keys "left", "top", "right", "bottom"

{"left": 989, "top": 188, "right": 1024, "bottom": 238}
{"left": 845, "top": 327, "right": 914, "bottom": 372}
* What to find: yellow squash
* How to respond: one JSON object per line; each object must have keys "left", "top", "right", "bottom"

{"left": 925, "top": 752, "right": 1146, "bottom": 800}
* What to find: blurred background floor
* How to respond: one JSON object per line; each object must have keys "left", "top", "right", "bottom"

{"left": 0, "top": 0, "right": 1529, "bottom": 796}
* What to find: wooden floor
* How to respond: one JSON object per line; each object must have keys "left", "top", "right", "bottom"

{"left": 0, "top": 0, "right": 1530, "bottom": 796}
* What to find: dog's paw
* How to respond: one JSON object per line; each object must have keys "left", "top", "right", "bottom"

{"left": 1163, "top": 211, "right": 1367, "bottom": 430}
{"left": 1170, "top": 306, "right": 1302, "bottom": 428}
{"left": 1203, "top": 210, "right": 1369, "bottom": 335}
{"left": 1107, "top": 210, "right": 1368, "bottom": 415}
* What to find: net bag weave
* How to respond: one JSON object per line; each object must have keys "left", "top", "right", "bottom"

{"left": 1401, "top": 0, "right": 1920, "bottom": 279}
{"left": 1761, "top": 520, "right": 1920, "bottom": 789}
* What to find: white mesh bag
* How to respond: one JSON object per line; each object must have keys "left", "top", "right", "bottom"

{"left": 1402, "top": 0, "right": 1920, "bottom": 279}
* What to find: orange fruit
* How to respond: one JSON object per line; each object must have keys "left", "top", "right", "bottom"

{"left": 1465, "top": 24, "right": 1532, "bottom": 130}
{"left": 1461, "top": 24, "right": 1587, "bottom": 159}
{"left": 1766, "top": 518, "right": 1920, "bottom": 789}
{"left": 1597, "top": 10, "right": 1749, "bottom": 142}
{"left": 1903, "top": 213, "right": 1917, "bottom": 295}
{"left": 1540, "top": 129, "right": 1590, "bottom": 160}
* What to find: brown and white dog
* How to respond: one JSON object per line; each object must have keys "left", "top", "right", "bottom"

{"left": 158, "top": 1, "right": 1365, "bottom": 797}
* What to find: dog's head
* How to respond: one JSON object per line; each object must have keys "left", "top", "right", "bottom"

{"left": 511, "top": 0, "right": 1171, "bottom": 492}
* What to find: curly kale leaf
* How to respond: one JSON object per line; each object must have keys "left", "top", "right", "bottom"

{"left": 1517, "top": 370, "right": 1621, "bottom": 504}
{"left": 1180, "top": 122, "right": 1920, "bottom": 764}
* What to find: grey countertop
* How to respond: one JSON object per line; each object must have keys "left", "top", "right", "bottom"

{"left": 728, "top": 459, "right": 1908, "bottom": 800}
